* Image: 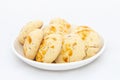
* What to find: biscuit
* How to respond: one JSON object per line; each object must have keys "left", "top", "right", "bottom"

{"left": 36, "top": 34, "right": 62, "bottom": 63}
{"left": 43, "top": 23, "right": 71, "bottom": 37}
{"left": 18, "top": 20, "right": 43, "bottom": 45}
{"left": 49, "top": 18, "right": 71, "bottom": 33}
{"left": 55, "top": 34, "right": 86, "bottom": 63}
{"left": 85, "top": 46, "right": 101, "bottom": 59}
{"left": 43, "top": 24, "right": 65, "bottom": 36}
{"left": 72, "top": 26, "right": 103, "bottom": 58}
{"left": 23, "top": 29, "right": 43, "bottom": 60}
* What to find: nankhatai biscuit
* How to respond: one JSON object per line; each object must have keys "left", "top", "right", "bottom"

{"left": 50, "top": 18, "right": 71, "bottom": 31}
{"left": 18, "top": 20, "right": 43, "bottom": 45}
{"left": 72, "top": 26, "right": 103, "bottom": 58}
{"left": 43, "top": 18, "right": 71, "bottom": 35}
{"left": 55, "top": 34, "right": 86, "bottom": 63}
{"left": 36, "top": 34, "right": 62, "bottom": 63}
{"left": 23, "top": 29, "right": 43, "bottom": 60}
{"left": 43, "top": 23, "right": 71, "bottom": 37}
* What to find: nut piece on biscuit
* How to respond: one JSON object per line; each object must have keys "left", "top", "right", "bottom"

{"left": 18, "top": 20, "right": 43, "bottom": 45}
{"left": 36, "top": 34, "right": 62, "bottom": 63}
{"left": 72, "top": 26, "right": 103, "bottom": 58}
{"left": 23, "top": 29, "right": 43, "bottom": 60}
{"left": 55, "top": 34, "right": 86, "bottom": 63}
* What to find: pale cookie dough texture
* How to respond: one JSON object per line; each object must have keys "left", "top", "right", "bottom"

{"left": 36, "top": 34, "right": 62, "bottom": 63}
{"left": 72, "top": 26, "right": 103, "bottom": 58}
{"left": 23, "top": 29, "right": 43, "bottom": 60}
{"left": 50, "top": 18, "right": 71, "bottom": 32}
{"left": 18, "top": 20, "right": 43, "bottom": 45}
{"left": 43, "top": 18, "right": 71, "bottom": 36}
{"left": 55, "top": 34, "right": 86, "bottom": 63}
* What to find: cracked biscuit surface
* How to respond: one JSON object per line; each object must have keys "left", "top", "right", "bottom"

{"left": 23, "top": 29, "right": 43, "bottom": 60}
{"left": 43, "top": 18, "right": 71, "bottom": 37}
{"left": 55, "top": 34, "right": 86, "bottom": 63}
{"left": 36, "top": 34, "right": 62, "bottom": 63}
{"left": 50, "top": 18, "right": 71, "bottom": 32}
{"left": 72, "top": 26, "right": 103, "bottom": 58}
{"left": 18, "top": 20, "right": 43, "bottom": 45}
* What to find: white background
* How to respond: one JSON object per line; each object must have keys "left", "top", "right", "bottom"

{"left": 0, "top": 0, "right": 120, "bottom": 80}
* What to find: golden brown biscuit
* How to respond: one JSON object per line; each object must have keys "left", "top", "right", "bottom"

{"left": 23, "top": 29, "right": 43, "bottom": 60}
{"left": 55, "top": 34, "right": 86, "bottom": 63}
{"left": 72, "top": 26, "right": 103, "bottom": 58}
{"left": 36, "top": 34, "right": 62, "bottom": 63}
{"left": 18, "top": 20, "right": 43, "bottom": 45}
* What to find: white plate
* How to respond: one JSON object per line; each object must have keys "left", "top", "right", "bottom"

{"left": 12, "top": 36, "right": 105, "bottom": 71}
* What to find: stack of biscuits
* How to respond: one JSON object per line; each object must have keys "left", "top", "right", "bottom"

{"left": 18, "top": 18, "right": 103, "bottom": 63}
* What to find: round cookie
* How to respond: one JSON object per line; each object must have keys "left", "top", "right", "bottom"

{"left": 36, "top": 34, "right": 62, "bottom": 63}
{"left": 50, "top": 18, "right": 71, "bottom": 28}
{"left": 49, "top": 18, "right": 71, "bottom": 33}
{"left": 72, "top": 26, "right": 103, "bottom": 58}
{"left": 43, "top": 24, "right": 68, "bottom": 36}
{"left": 23, "top": 29, "right": 43, "bottom": 60}
{"left": 18, "top": 20, "right": 43, "bottom": 45}
{"left": 55, "top": 34, "right": 86, "bottom": 63}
